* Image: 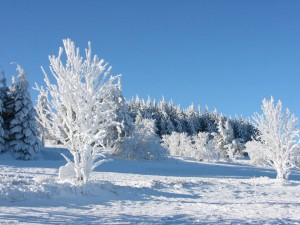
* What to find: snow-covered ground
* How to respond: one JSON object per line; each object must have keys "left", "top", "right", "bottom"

{"left": 0, "top": 147, "right": 300, "bottom": 224}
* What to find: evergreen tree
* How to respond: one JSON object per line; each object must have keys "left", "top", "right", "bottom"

{"left": 186, "top": 103, "right": 201, "bottom": 135}
{"left": 1, "top": 71, "right": 14, "bottom": 145}
{"left": 201, "top": 107, "right": 218, "bottom": 133}
{"left": 7, "top": 65, "right": 40, "bottom": 160}
{"left": 215, "top": 116, "right": 245, "bottom": 160}
{"left": 175, "top": 106, "right": 187, "bottom": 133}
{"left": 0, "top": 71, "right": 6, "bottom": 153}
{"left": 102, "top": 77, "right": 133, "bottom": 148}
{"left": 164, "top": 115, "right": 175, "bottom": 135}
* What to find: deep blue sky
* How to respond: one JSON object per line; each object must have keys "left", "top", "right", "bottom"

{"left": 1, "top": 0, "right": 300, "bottom": 118}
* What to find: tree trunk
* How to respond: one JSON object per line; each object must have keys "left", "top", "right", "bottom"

{"left": 276, "top": 168, "right": 288, "bottom": 180}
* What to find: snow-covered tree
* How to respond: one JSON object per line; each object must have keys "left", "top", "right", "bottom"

{"left": 174, "top": 106, "right": 186, "bottom": 133}
{"left": 246, "top": 97, "right": 300, "bottom": 180}
{"left": 114, "top": 118, "right": 167, "bottom": 160}
{"left": 214, "top": 116, "right": 245, "bottom": 160}
{"left": 162, "top": 131, "right": 219, "bottom": 162}
{"left": 7, "top": 65, "right": 41, "bottom": 160}
{"left": 1, "top": 70, "right": 14, "bottom": 145}
{"left": 162, "top": 113, "right": 175, "bottom": 135}
{"left": 38, "top": 39, "right": 121, "bottom": 183}
{"left": 102, "top": 78, "right": 133, "bottom": 148}
{"left": 186, "top": 103, "right": 200, "bottom": 135}
{"left": 35, "top": 86, "right": 51, "bottom": 146}
{"left": 0, "top": 70, "right": 6, "bottom": 153}
{"left": 215, "top": 117, "right": 234, "bottom": 158}
{"left": 162, "top": 132, "right": 192, "bottom": 157}
{"left": 194, "top": 132, "right": 219, "bottom": 162}
{"left": 202, "top": 107, "right": 218, "bottom": 133}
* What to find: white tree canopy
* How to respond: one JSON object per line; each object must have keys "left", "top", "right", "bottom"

{"left": 246, "top": 97, "right": 300, "bottom": 180}
{"left": 37, "top": 39, "right": 120, "bottom": 183}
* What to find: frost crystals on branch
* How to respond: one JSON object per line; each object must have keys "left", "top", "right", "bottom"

{"left": 37, "top": 39, "right": 120, "bottom": 184}
{"left": 246, "top": 97, "right": 300, "bottom": 180}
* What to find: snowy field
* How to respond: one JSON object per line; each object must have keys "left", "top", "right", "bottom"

{"left": 0, "top": 147, "right": 300, "bottom": 224}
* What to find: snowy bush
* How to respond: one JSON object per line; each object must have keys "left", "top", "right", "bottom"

{"left": 162, "top": 132, "right": 219, "bottom": 162}
{"left": 113, "top": 118, "right": 167, "bottom": 160}
{"left": 162, "top": 132, "right": 192, "bottom": 157}
{"left": 246, "top": 97, "right": 300, "bottom": 180}
{"left": 37, "top": 39, "right": 120, "bottom": 184}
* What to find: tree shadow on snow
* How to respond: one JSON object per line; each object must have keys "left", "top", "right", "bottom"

{"left": 1, "top": 147, "right": 299, "bottom": 180}
{"left": 98, "top": 157, "right": 300, "bottom": 181}
{"left": 1, "top": 210, "right": 299, "bottom": 225}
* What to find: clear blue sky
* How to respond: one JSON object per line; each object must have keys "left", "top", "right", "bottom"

{"left": 1, "top": 0, "right": 300, "bottom": 118}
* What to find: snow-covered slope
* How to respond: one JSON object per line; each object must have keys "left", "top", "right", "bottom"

{"left": 0, "top": 147, "right": 300, "bottom": 224}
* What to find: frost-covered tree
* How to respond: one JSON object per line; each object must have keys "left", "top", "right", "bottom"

{"left": 1, "top": 70, "right": 14, "bottom": 145}
{"left": 7, "top": 65, "right": 40, "bottom": 160}
{"left": 0, "top": 70, "right": 6, "bottom": 153}
{"left": 215, "top": 117, "right": 234, "bottom": 158}
{"left": 202, "top": 107, "right": 218, "bottom": 133}
{"left": 102, "top": 78, "right": 133, "bottom": 148}
{"left": 194, "top": 132, "right": 219, "bottom": 162}
{"left": 162, "top": 132, "right": 192, "bottom": 157}
{"left": 162, "top": 113, "right": 175, "bottom": 135}
{"left": 232, "top": 116, "right": 255, "bottom": 142}
{"left": 35, "top": 86, "right": 51, "bottom": 146}
{"left": 186, "top": 104, "right": 200, "bottom": 135}
{"left": 215, "top": 116, "right": 245, "bottom": 160}
{"left": 162, "top": 131, "right": 219, "bottom": 162}
{"left": 246, "top": 97, "right": 300, "bottom": 180}
{"left": 114, "top": 118, "right": 167, "bottom": 160}
{"left": 38, "top": 39, "right": 121, "bottom": 183}
{"left": 174, "top": 106, "right": 186, "bottom": 133}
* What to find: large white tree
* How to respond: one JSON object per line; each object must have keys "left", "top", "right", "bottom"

{"left": 38, "top": 39, "right": 121, "bottom": 183}
{"left": 246, "top": 97, "right": 300, "bottom": 180}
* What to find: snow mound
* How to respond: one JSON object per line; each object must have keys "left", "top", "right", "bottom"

{"left": 0, "top": 174, "right": 119, "bottom": 202}
{"left": 0, "top": 175, "right": 53, "bottom": 202}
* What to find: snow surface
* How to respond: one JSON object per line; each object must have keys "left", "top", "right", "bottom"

{"left": 0, "top": 147, "right": 300, "bottom": 224}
